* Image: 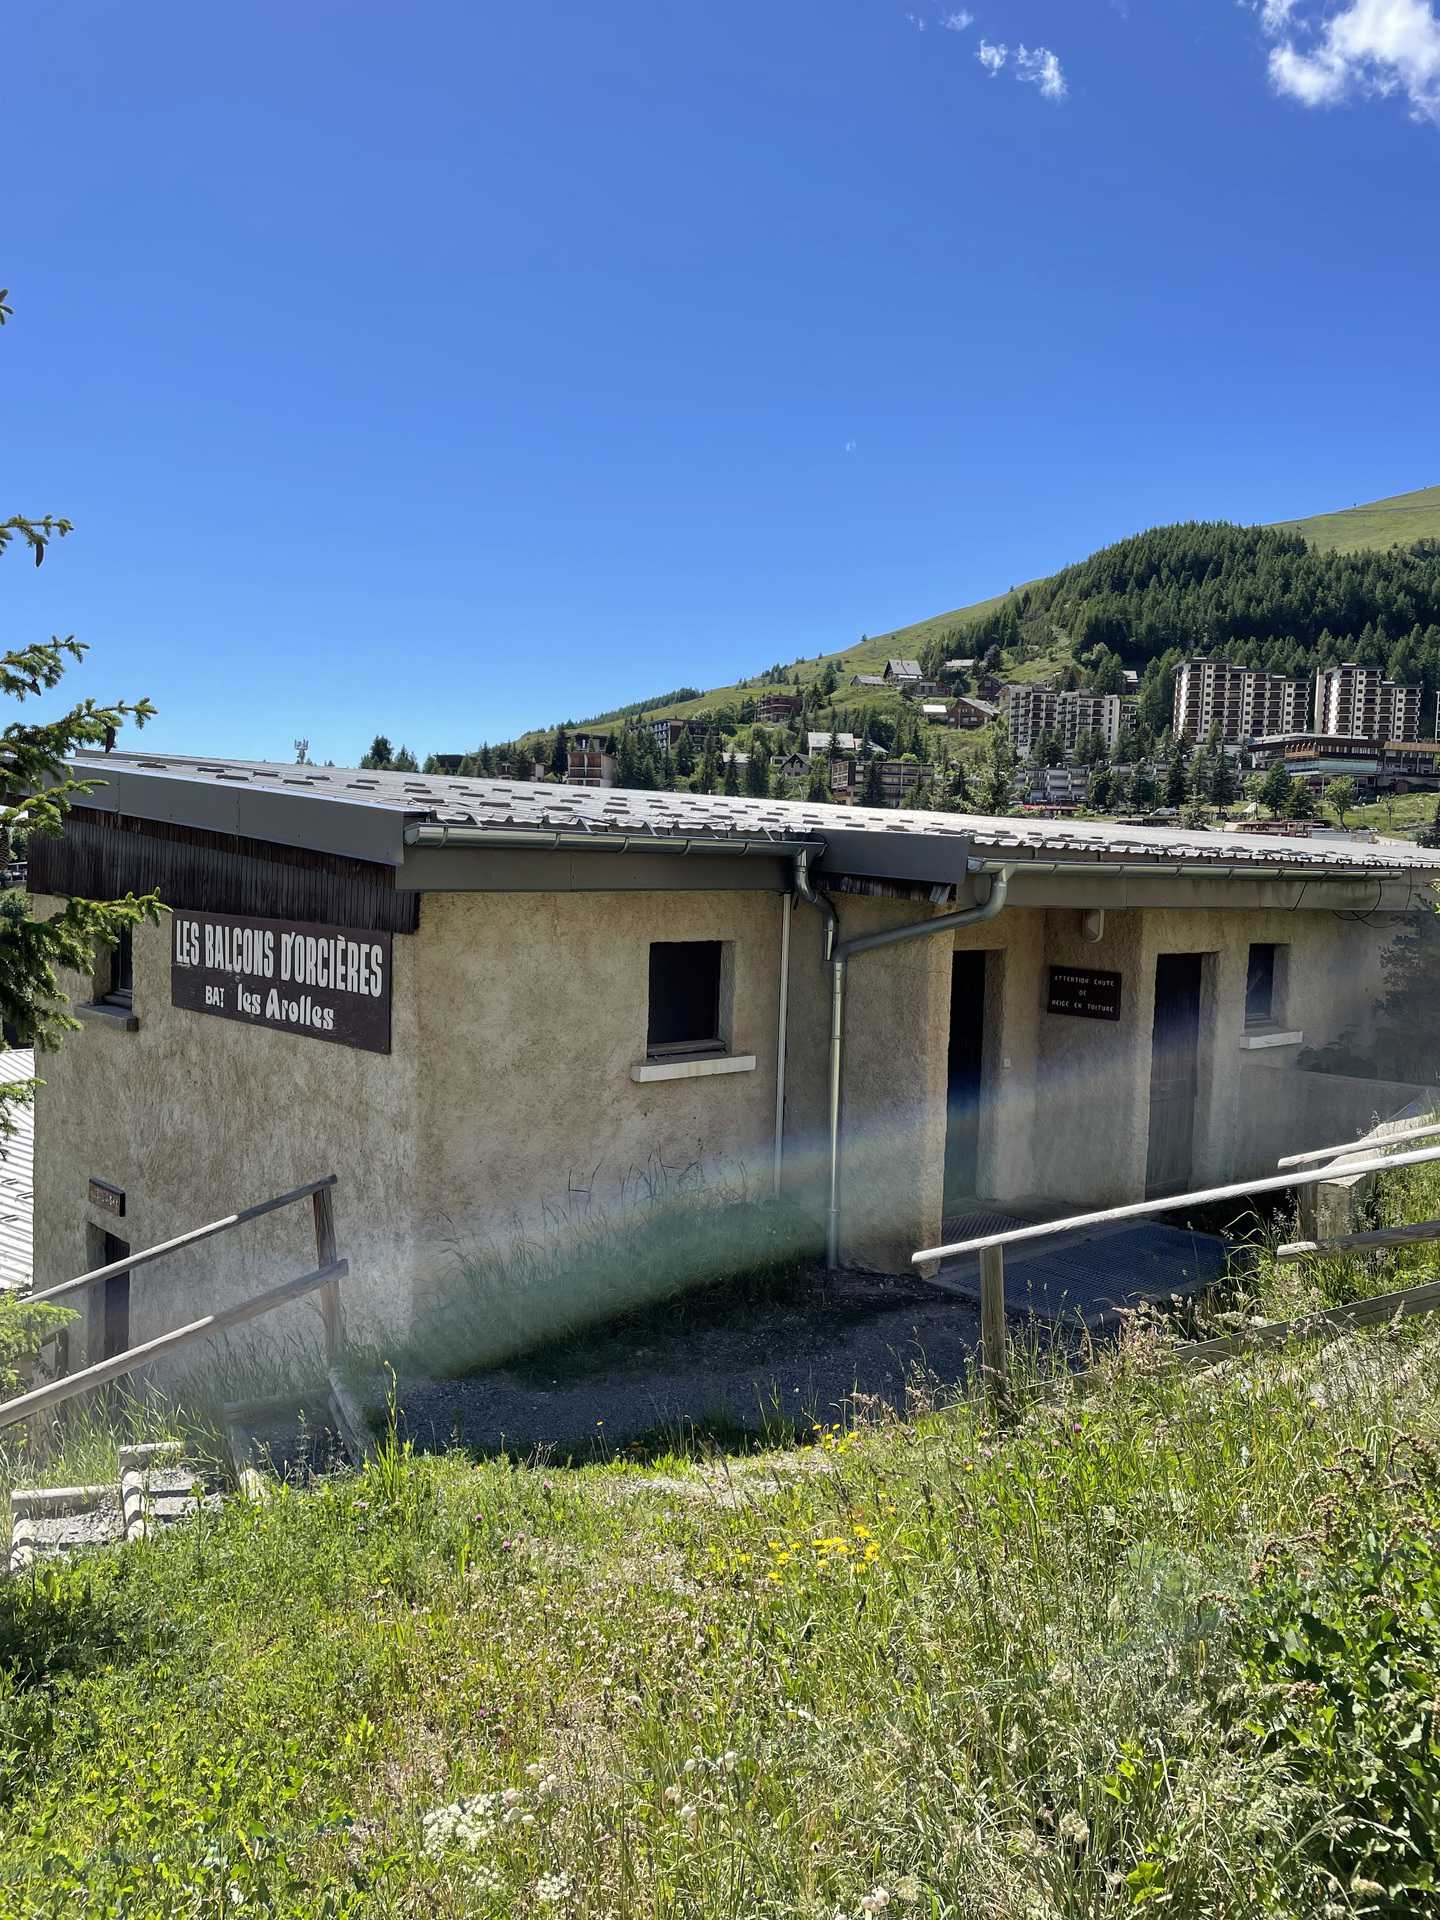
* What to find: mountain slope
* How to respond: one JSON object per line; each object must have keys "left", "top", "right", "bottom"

{"left": 1272, "top": 484, "right": 1440, "bottom": 555}
{"left": 555, "top": 486, "right": 1440, "bottom": 732}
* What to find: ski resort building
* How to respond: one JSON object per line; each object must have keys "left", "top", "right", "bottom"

{"left": 28, "top": 754, "right": 1440, "bottom": 1373}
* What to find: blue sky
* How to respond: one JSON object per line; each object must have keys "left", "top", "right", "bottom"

{"left": 5, "top": 0, "right": 1440, "bottom": 762}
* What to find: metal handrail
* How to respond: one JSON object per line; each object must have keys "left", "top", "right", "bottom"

{"left": 0, "top": 1260, "right": 346, "bottom": 1431}
{"left": 3, "top": 1175, "right": 344, "bottom": 1434}
{"left": 912, "top": 1141, "right": 1440, "bottom": 1265}
{"left": 911, "top": 1141, "right": 1440, "bottom": 1409}
{"left": 1275, "top": 1117, "right": 1440, "bottom": 1169}
{"left": 29, "top": 1175, "right": 338, "bottom": 1308}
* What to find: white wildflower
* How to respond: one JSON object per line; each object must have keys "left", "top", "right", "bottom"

{"left": 860, "top": 1890, "right": 891, "bottom": 1914}
{"left": 535, "top": 1869, "right": 573, "bottom": 1906}
{"left": 421, "top": 1794, "right": 497, "bottom": 1855}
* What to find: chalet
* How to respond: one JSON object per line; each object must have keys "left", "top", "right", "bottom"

{"left": 951, "top": 696, "right": 999, "bottom": 730}
{"left": 851, "top": 673, "right": 888, "bottom": 690}
{"left": 806, "top": 731, "right": 869, "bottom": 756}
{"left": 29, "top": 753, "right": 1440, "bottom": 1381}
{"left": 883, "top": 659, "right": 941, "bottom": 697}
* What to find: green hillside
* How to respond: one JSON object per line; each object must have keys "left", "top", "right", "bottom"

{"left": 530, "top": 484, "right": 1440, "bottom": 745}
{"left": 1273, "top": 483, "right": 1440, "bottom": 555}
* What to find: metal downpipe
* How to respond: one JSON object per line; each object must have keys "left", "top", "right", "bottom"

{"left": 820, "top": 867, "right": 1013, "bottom": 1271}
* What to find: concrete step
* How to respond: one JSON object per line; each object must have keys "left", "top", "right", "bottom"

{"left": 8, "top": 1440, "right": 207, "bottom": 1574}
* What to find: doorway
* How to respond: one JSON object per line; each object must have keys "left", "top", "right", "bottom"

{"left": 945, "top": 951, "right": 988, "bottom": 1210}
{"left": 92, "top": 1231, "right": 131, "bottom": 1362}
{"left": 1146, "top": 954, "right": 1204, "bottom": 1198}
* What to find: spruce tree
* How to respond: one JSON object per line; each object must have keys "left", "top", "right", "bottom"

{"left": 723, "top": 752, "right": 741, "bottom": 797}
{"left": 1258, "top": 761, "right": 1293, "bottom": 817}
{"left": 1164, "top": 742, "right": 1189, "bottom": 809}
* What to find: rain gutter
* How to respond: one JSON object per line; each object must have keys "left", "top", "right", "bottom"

{"left": 797, "top": 858, "right": 1014, "bottom": 1272}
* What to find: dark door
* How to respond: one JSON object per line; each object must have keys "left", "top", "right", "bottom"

{"left": 945, "top": 951, "right": 988, "bottom": 1208}
{"left": 100, "top": 1233, "right": 130, "bottom": 1362}
{"left": 1147, "top": 954, "right": 1204, "bottom": 1198}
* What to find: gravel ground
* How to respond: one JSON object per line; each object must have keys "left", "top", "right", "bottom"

{"left": 23, "top": 1493, "right": 124, "bottom": 1555}
{"left": 386, "top": 1270, "right": 988, "bottom": 1459}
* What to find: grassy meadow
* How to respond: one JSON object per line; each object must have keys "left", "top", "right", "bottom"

{"left": 3, "top": 1159, "right": 1440, "bottom": 1916}
{"left": 1275, "top": 484, "right": 1440, "bottom": 557}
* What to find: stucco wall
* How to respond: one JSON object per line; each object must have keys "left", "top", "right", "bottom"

{"left": 406, "top": 888, "right": 789, "bottom": 1352}
{"left": 27, "top": 875, "right": 1425, "bottom": 1388}
{"left": 29, "top": 895, "right": 422, "bottom": 1382}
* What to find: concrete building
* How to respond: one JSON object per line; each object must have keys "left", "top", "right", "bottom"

{"left": 753, "top": 693, "right": 801, "bottom": 725}
{"left": 1172, "top": 660, "right": 1308, "bottom": 745}
{"left": 565, "top": 733, "right": 616, "bottom": 787}
{"left": 1314, "top": 664, "right": 1422, "bottom": 743}
{"left": 29, "top": 754, "right": 1440, "bottom": 1380}
{"left": 1252, "top": 734, "right": 1440, "bottom": 796}
{"left": 645, "top": 719, "right": 689, "bottom": 752}
{"left": 1004, "top": 686, "right": 1134, "bottom": 757}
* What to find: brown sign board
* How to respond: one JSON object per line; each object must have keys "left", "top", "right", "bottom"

{"left": 1046, "top": 966, "right": 1122, "bottom": 1022}
{"left": 171, "top": 910, "right": 392, "bottom": 1054}
{"left": 87, "top": 1178, "right": 125, "bottom": 1218}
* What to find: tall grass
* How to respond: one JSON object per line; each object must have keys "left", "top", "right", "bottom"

{"left": 1, "top": 1159, "right": 1439, "bottom": 1914}
{"left": 0, "top": 1307, "right": 1437, "bottom": 1914}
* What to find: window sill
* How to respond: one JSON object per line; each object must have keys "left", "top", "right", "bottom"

{"left": 1239, "top": 1027, "right": 1303, "bottom": 1051}
{"left": 631, "top": 1053, "right": 757, "bottom": 1084}
{"left": 76, "top": 1002, "right": 140, "bottom": 1033}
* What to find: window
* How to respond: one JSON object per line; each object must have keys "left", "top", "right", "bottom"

{"left": 647, "top": 941, "right": 724, "bottom": 1058}
{"left": 1245, "top": 942, "right": 1281, "bottom": 1027}
{"left": 103, "top": 925, "right": 134, "bottom": 1010}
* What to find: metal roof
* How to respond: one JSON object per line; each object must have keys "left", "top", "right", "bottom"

{"left": 65, "top": 752, "right": 1440, "bottom": 877}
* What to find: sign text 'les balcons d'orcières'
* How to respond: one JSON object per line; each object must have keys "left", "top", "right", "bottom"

{"left": 171, "top": 911, "right": 392, "bottom": 1054}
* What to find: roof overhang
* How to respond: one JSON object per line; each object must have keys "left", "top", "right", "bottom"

{"left": 64, "top": 764, "right": 419, "bottom": 866}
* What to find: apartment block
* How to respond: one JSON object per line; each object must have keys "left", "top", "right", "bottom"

{"left": 1003, "top": 686, "right": 1134, "bottom": 758}
{"left": 1313, "top": 664, "right": 1422, "bottom": 743}
{"left": 1172, "top": 659, "right": 1307, "bottom": 745}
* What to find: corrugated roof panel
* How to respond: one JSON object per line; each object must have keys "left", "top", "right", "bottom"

{"left": 65, "top": 752, "right": 1440, "bottom": 877}
{"left": 0, "top": 1050, "right": 34, "bottom": 1294}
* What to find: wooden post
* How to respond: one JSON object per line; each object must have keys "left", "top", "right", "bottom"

{"left": 980, "top": 1244, "right": 1009, "bottom": 1413}
{"left": 312, "top": 1184, "right": 342, "bottom": 1367}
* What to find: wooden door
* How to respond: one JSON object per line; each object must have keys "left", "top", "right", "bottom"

{"left": 1146, "top": 954, "right": 1203, "bottom": 1198}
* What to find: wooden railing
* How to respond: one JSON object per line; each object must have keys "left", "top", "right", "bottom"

{"left": 912, "top": 1124, "right": 1440, "bottom": 1409}
{"left": 0, "top": 1176, "right": 346, "bottom": 1432}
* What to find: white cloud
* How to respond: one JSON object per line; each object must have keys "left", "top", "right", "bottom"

{"left": 844, "top": 439, "right": 858, "bottom": 454}
{"left": 940, "top": 9, "right": 975, "bottom": 29}
{"left": 1015, "top": 43, "right": 1068, "bottom": 99}
{"left": 974, "top": 36, "right": 1066, "bottom": 99}
{"left": 1256, "top": 0, "right": 1440, "bottom": 123}
{"left": 904, "top": 10, "right": 927, "bottom": 29}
